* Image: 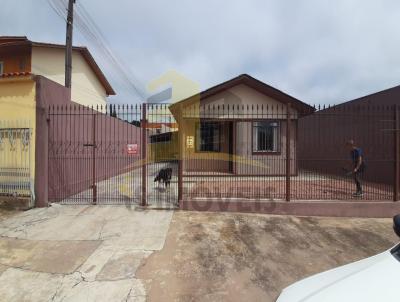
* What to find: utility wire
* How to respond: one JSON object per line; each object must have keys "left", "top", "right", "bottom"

{"left": 45, "top": 0, "right": 146, "bottom": 101}
{"left": 75, "top": 1, "right": 146, "bottom": 96}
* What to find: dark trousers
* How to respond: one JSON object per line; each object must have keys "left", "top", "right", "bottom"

{"left": 353, "top": 170, "right": 363, "bottom": 193}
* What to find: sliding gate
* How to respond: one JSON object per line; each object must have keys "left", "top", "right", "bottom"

{"left": 48, "top": 104, "right": 178, "bottom": 207}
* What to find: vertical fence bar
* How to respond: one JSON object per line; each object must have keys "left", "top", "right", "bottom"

{"left": 141, "top": 104, "right": 147, "bottom": 206}
{"left": 92, "top": 111, "right": 97, "bottom": 205}
{"left": 178, "top": 113, "right": 183, "bottom": 207}
{"left": 395, "top": 105, "right": 400, "bottom": 201}
{"left": 286, "top": 102, "right": 291, "bottom": 201}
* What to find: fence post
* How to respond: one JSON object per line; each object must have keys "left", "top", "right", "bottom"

{"left": 395, "top": 105, "right": 399, "bottom": 201}
{"left": 141, "top": 104, "right": 147, "bottom": 206}
{"left": 178, "top": 129, "right": 183, "bottom": 207}
{"left": 177, "top": 108, "right": 184, "bottom": 207}
{"left": 34, "top": 106, "right": 49, "bottom": 207}
{"left": 286, "top": 102, "right": 291, "bottom": 202}
{"left": 92, "top": 112, "right": 97, "bottom": 205}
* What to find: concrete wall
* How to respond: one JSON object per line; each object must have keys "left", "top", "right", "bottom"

{"left": 31, "top": 46, "right": 107, "bottom": 107}
{"left": 34, "top": 76, "right": 72, "bottom": 206}
{"left": 34, "top": 77, "right": 140, "bottom": 202}
{"left": 47, "top": 109, "right": 141, "bottom": 202}
{"left": 298, "top": 105, "right": 395, "bottom": 185}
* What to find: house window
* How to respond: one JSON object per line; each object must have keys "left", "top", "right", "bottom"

{"left": 196, "top": 122, "right": 221, "bottom": 152}
{"left": 0, "top": 61, "right": 3, "bottom": 75}
{"left": 19, "top": 58, "right": 26, "bottom": 71}
{"left": 253, "top": 121, "right": 280, "bottom": 153}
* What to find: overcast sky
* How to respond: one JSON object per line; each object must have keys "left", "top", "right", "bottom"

{"left": 1, "top": 0, "right": 400, "bottom": 105}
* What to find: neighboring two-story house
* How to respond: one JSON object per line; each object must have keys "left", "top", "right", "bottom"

{"left": 0, "top": 36, "right": 115, "bottom": 106}
{"left": 0, "top": 36, "right": 115, "bottom": 205}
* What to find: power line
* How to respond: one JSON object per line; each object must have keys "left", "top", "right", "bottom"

{"left": 74, "top": 3, "right": 146, "bottom": 98}
{"left": 45, "top": 0, "right": 67, "bottom": 20}
{"left": 45, "top": 0, "right": 146, "bottom": 101}
{"left": 45, "top": 0, "right": 139, "bottom": 97}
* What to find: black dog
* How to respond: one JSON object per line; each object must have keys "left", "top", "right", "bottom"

{"left": 154, "top": 168, "right": 172, "bottom": 188}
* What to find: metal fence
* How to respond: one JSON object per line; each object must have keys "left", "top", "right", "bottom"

{"left": 296, "top": 104, "right": 396, "bottom": 201}
{"left": 0, "top": 120, "right": 33, "bottom": 204}
{"left": 47, "top": 103, "right": 399, "bottom": 206}
{"left": 48, "top": 103, "right": 178, "bottom": 207}
{"left": 180, "top": 103, "right": 293, "bottom": 201}
{"left": 181, "top": 103, "right": 398, "bottom": 202}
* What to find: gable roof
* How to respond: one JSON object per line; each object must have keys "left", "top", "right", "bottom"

{"left": 0, "top": 36, "right": 29, "bottom": 44}
{"left": 338, "top": 85, "right": 400, "bottom": 107}
{"left": 315, "top": 84, "right": 400, "bottom": 114}
{"left": 169, "top": 74, "right": 314, "bottom": 114}
{"left": 0, "top": 36, "right": 115, "bottom": 95}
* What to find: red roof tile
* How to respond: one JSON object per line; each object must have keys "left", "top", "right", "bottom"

{"left": 0, "top": 36, "right": 115, "bottom": 95}
{"left": 0, "top": 72, "right": 32, "bottom": 78}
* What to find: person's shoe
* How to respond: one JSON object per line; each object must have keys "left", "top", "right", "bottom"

{"left": 353, "top": 191, "right": 364, "bottom": 197}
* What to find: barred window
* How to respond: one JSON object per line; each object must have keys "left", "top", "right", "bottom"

{"left": 253, "top": 121, "right": 280, "bottom": 153}
{"left": 196, "top": 122, "right": 221, "bottom": 152}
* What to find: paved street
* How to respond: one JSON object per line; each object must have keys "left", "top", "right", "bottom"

{"left": 0, "top": 205, "right": 173, "bottom": 301}
{"left": 0, "top": 206, "right": 398, "bottom": 301}
{"left": 138, "top": 212, "right": 398, "bottom": 302}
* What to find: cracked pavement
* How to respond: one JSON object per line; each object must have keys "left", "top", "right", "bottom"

{"left": 0, "top": 204, "right": 173, "bottom": 302}
{"left": 1, "top": 207, "right": 398, "bottom": 301}
{"left": 137, "top": 212, "right": 399, "bottom": 302}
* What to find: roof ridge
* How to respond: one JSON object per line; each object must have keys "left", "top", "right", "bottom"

{"left": 170, "top": 73, "right": 314, "bottom": 114}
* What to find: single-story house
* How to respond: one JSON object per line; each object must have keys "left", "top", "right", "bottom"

{"left": 169, "top": 74, "right": 314, "bottom": 176}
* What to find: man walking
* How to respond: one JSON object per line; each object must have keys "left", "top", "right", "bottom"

{"left": 346, "top": 140, "right": 365, "bottom": 197}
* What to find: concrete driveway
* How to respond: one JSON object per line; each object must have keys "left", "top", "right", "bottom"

{"left": 0, "top": 205, "right": 173, "bottom": 301}
{"left": 0, "top": 206, "right": 398, "bottom": 302}
{"left": 137, "top": 212, "right": 398, "bottom": 302}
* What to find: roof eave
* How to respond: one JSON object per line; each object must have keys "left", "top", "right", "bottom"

{"left": 170, "top": 74, "right": 315, "bottom": 115}
{"left": 30, "top": 42, "right": 116, "bottom": 96}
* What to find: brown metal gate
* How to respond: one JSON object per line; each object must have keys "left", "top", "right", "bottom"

{"left": 48, "top": 103, "right": 178, "bottom": 207}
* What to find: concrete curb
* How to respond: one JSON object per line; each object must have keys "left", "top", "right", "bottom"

{"left": 0, "top": 196, "right": 32, "bottom": 211}
{"left": 181, "top": 199, "right": 400, "bottom": 218}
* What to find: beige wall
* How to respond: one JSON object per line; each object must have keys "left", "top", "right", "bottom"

{"left": 181, "top": 83, "right": 298, "bottom": 175}
{"left": 31, "top": 47, "right": 107, "bottom": 107}
{"left": 0, "top": 77, "right": 36, "bottom": 193}
{"left": 184, "top": 120, "right": 231, "bottom": 173}
{"left": 182, "top": 84, "right": 297, "bottom": 119}
{"left": 235, "top": 120, "right": 297, "bottom": 175}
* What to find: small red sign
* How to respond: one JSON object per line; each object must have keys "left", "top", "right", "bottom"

{"left": 127, "top": 143, "right": 138, "bottom": 155}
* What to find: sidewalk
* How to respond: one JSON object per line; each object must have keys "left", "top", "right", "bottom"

{"left": 0, "top": 205, "right": 173, "bottom": 301}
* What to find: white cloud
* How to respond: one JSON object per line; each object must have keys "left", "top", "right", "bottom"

{"left": 1, "top": 0, "right": 400, "bottom": 104}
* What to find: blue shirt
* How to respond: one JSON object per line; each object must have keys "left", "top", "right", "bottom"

{"left": 351, "top": 148, "right": 362, "bottom": 165}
